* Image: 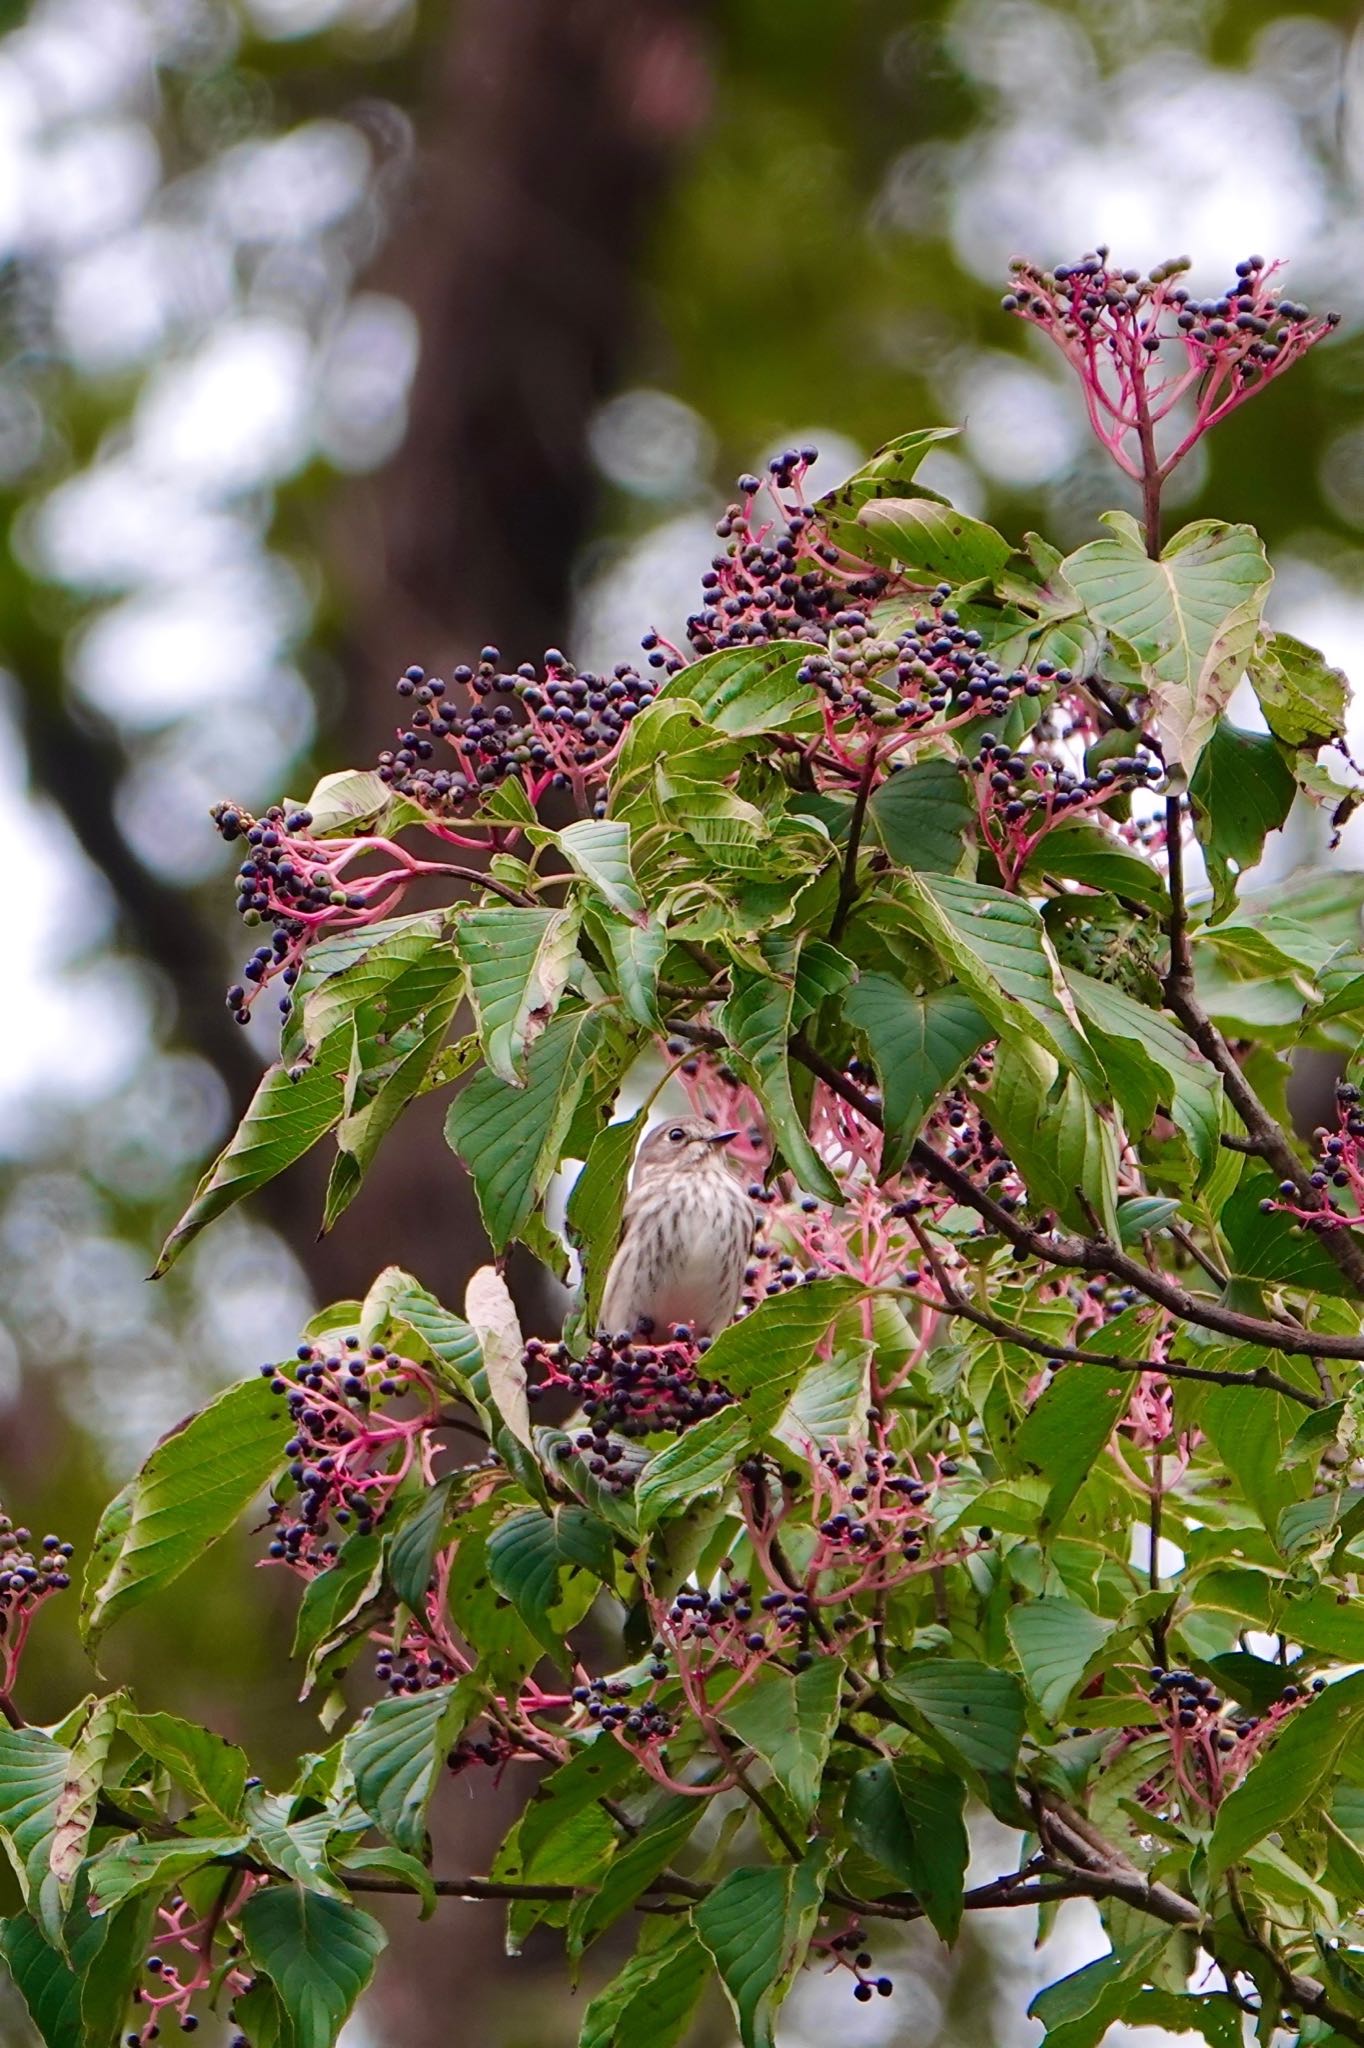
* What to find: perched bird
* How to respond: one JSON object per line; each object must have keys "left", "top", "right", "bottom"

{"left": 597, "top": 1117, "right": 755, "bottom": 1341}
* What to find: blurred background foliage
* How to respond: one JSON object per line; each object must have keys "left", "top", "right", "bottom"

{"left": 2, "top": 0, "right": 1364, "bottom": 2039}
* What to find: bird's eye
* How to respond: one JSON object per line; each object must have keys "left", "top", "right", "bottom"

{"left": 667, "top": 1126, "right": 685, "bottom": 1142}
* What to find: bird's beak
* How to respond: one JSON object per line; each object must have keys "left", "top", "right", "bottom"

{"left": 710, "top": 1129, "right": 740, "bottom": 1144}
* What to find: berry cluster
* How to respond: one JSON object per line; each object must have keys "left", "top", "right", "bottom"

{"left": 813, "top": 1444, "right": 938, "bottom": 1569}
{"left": 821, "top": 1923, "right": 894, "bottom": 2005}
{"left": 0, "top": 1515, "right": 74, "bottom": 1697}
{"left": 571, "top": 1671, "right": 675, "bottom": 1746}
{"left": 685, "top": 448, "right": 890, "bottom": 657}
{"left": 801, "top": 596, "right": 1041, "bottom": 734}
{"left": 128, "top": 1879, "right": 258, "bottom": 2043}
{"left": 212, "top": 799, "right": 465, "bottom": 1023}
{"left": 378, "top": 650, "right": 665, "bottom": 814}
{"left": 969, "top": 729, "right": 1162, "bottom": 889}
{"left": 653, "top": 1558, "right": 824, "bottom": 1695}
{"left": 1119, "top": 1663, "right": 1322, "bottom": 1818}
{"left": 1263, "top": 1081, "right": 1364, "bottom": 1234}
{"left": 1005, "top": 249, "right": 1339, "bottom": 485}
{"left": 258, "top": 1339, "right": 437, "bottom": 1569}
{"left": 526, "top": 1331, "right": 733, "bottom": 1440}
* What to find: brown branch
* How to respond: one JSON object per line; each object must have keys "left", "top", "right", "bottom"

{"left": 779, "top": 1028, "right": 1364, "bottom": 1366}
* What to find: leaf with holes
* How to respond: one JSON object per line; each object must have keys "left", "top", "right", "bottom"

{"left": 1247, "top": 626, "right": 1349, "bottom": 749}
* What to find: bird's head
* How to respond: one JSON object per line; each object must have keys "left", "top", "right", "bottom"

{"left": 633, "top": 1116, "right": 740, "bottom": 1180}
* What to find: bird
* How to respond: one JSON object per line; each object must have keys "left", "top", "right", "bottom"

{"left": 597, "top": 1117, "right": 755, "bottom": 1342}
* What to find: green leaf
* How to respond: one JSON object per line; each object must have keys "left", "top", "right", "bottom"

{"left": 0, "top": 1896, "right": 140, "bottom": 2048}
{"left": 300, "top": 913, "right": 452, "bottom": 1055}
{"left": 464, "top": 1263, "right": 532, "bottom": 1449}
{"left": 118, "top": 1708, "right": 250, "bottom": 1823}
{"left": 700, "top": 1278, "right": 862, "bottom": 1430}
{"left": 1222, "top": 1171, "right": 1351, "bottom": 1296}
{"left": 635, "top": 1406, "right": 752, "bottom": 1529}
{"left": 240, "top": 1886, "right": 387, "bottom": 2048}
{"left": 844, "top": 1756, "right": 968, "bottom": 1941}
{"left": 1064, "top": 514, "right": 1272, "bottom": 771}
{"left": 0, "top": 1725, "right": 74, "bottom": 1941}
{"left": 154, "top": 1032, "right": 350, "bottom": 1273}
{"left": 1208, "top": 1668, "right": 1364, "bottom": 1882}
{"left": 1029, "top": 1938, "right": 1168, "bottom": 2048}
{"left": 893, "top": 870, "right": 1106, "bottom": 1096}
{"left": 1247, "top": 626, "right": 1349, "bottom": 749}
{"left": 1116, "top": 1195, "right": 1181, "bottom": 1244}
{"left": 718, "top": 937, "right": 843, "bottom": 1200}
{"left": 770, "top": 1343, "right": 871, "bottom": 1457}
{"left": 882, "top": 1658, "right": 1025, "bottom": 1815}
{"left": 814, "top": 427, "right": 960, "bottom": 554}
{"left": 1022, "top": 817, "right": 1168, "bottom": 912}
{"left": 343, "top": 1682, "right": 478, "bottom": 1855}
{"left": 1200, "top": 1367, "right": 1304, "bottom": 1533}
{"left": 692, "top": 1846, "right": 830, "bottom": 2048}
{"left": 1013, "top": 1331, "right": 1142, "bottom": 1530}
{"left": 488, "top": 1506, "right": 612, "bottom": 1652}
{"left": 866, "top": 756, "right": 976, "bottom": 875}
{"left": 720, "top": 1658, "right": 843, "bottom": 1819}
{"left": 445, "top": 1006, "right": 615, "bottom": 1251}
{"left": 574, "top": 1793, "right": 708, "bottom": 1947}
{"left": 86, "top": 1833, "right": 249, "bottom": 1914}
{"left": 591, "top": 907, "right": 668, "bottom": 1028}
{"left": 322, "top": 987, "right": 461, "bottom": 1230}
{"left": 558, "top": 818, "right": 646, "bottom": 917}
{"left": 457, "top": 906, "right": 582, "bottom": 1085}
{"left": 1068, "top": 972, "right": 1222, "bottom": 1186}
{"left": 844, "top": 977, "right": 990, "bottom": 1176}
{"left": 857, "top": 496, "right": 1012, "bottom": 583}
{"left": 578, "top": 1922, "right": 710, "bottom": 2048}
{"left": 386, "top": 1474, "right": 458, "bottom": 1615}
{"left": 291, "top": 1529, "right": 388, "bottom": 1695}
{"left": 566, "top": 1111, "right": 647, "bottom": 1330}
{"left": 301, "top": 766, "right": 417, "bottom": 838}
{"left": 1006, "top": 1595, "right": 1115, "bottom": 1721}
{"left": 1189, "top": 719, "right": 1296, "bottom": 922}
{"left": 982, "top": 1038, "right": 1119, "bottom": 1236}
{"left": 81, "top": 1376, "right": 286, "bottom": 1652}
{"left": 655, "top": 644, "right": 821, "bottom": 736}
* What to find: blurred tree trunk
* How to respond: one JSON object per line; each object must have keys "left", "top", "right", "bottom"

{"left": 325, "top": 3, "right": 711, "bottom": 2039}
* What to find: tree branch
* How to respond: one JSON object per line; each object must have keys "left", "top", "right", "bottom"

{"left": 1163, "top": 792, "right": 1364, "bottom": 1300}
